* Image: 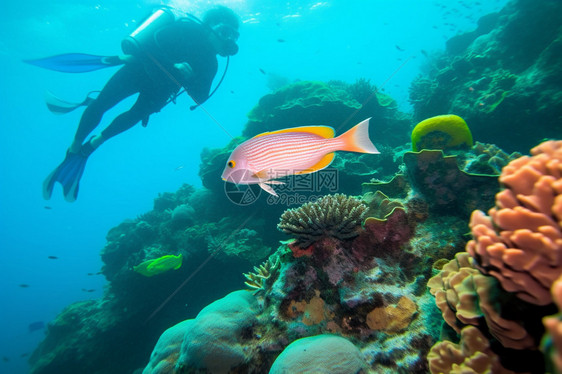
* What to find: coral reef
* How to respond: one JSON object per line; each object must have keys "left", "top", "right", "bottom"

{"left": 364, "top": 149, "right": 499, "bottom": 217}
{"left": 427, "top": 326, "right": 516, "bottom": 374}
{"left": 411, "top": 114, "right": 473, "bottom": 152}
{"left": 277, "top": 193, "right": 368, "bottom": 248}
{"left": 243, "top": 255, "right": 281, "bottom": 293}
{"left": 428, "top": 140, "right": 562, "bottom": 374}
{"left": 244, "top": 80, "right": 361, "bottom": 137}
{"left": 409, "top": 0, "right": 562, "bottom": 152}
{"left": 428, "top": 252, "right": 538, "bottom": 350}
{"left": 466, "top": 140, "right": 562, "bottom": 306}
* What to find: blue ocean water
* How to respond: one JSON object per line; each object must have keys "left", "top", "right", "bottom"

{"left": 0, "top": 1, "right": 509, "bottom": 373}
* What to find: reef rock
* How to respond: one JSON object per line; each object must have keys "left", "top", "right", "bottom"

{"left": 409, "top": 0, "right": 562, "bottom": 152}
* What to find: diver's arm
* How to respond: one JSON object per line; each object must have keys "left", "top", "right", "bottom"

{"left": 173, "top": 62, "right": 193, "bottom": 82}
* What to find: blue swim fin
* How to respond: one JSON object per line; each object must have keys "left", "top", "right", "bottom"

{"left": 43, "top": 151, "right": 90, "bottom": 202}
{"left": 24, "top": 53, "right": 124, "bottom": 73}
{"left": 44, "top": 91, "right": 98, "bottom": 114}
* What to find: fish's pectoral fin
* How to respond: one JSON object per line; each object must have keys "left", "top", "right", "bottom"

{"left": 252, "top": 170, "right": 269, "bottom": 179}
{"left": 259, "top": 182, "right": 278, "bottom": 196}
{"left": 264, "top": 180, "right": 285, "bottom": 185}
{"left": 295, "top": 153, "right": 335, "bottom": 175}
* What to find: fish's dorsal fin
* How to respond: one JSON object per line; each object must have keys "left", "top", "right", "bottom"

{"left": 252, "top": 125, "right": 335, "bottom": 139}
{"left": 295, "top": 152, "right": 335, "bottom": 175}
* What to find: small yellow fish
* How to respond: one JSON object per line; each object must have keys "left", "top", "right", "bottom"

{"left": 133, "top": 254, "right": 183, "bottom": 277}
{"left": 221, "top": 118, "right": 379, "bottom": 195}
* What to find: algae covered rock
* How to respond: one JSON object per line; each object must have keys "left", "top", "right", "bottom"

{"left": 244, "top": 81, "right": 361, "bottom": 137}
{"left": 269, "top": 335, "right": 368, "bottom": 374}
{"left": 409, "top": 0, "right": 562, "bottom": 152}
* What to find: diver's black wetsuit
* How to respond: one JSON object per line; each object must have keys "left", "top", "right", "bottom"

{"left": 76, "top": 18, "right": 218, "bottom": 143}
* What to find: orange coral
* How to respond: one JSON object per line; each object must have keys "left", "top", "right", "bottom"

{"left": 366, "top": 296, "right": 417, "bottom": 333}
{"left": 428, "top": 252, "right": 536, "bottom": 349}
{"left": 285, "top": 291, "right": 334, "bottom": 326}
{"left": 466, "top": 140, "right": 562, "bottom": 306}
{"left": 543, "top": 274, "right": 562, "bottom": 372}
{"left": 427, "top": 326, "right": 518, "bottom": 374}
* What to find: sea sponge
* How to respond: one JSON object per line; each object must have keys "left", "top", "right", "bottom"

{"left": 466, "top": 140, "right": 562, "bottom": 305}
{"left": 427, "top": 326, "right": 517, "bottom": 374}
{"left": 277, "top": 194, "right": 367, "bottom": 248}
{"left": 268, "top": 334, "right": 368, "bottom": 374}
{"left": 366, "top": 296, "right": 418, "bottom": 333}
{"left": 428, "top": 252, "right": 536, "bottom": 349}
{"left": 411, "top": 114, "right": 473, "bottom": 152}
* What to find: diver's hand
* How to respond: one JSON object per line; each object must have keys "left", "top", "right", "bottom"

{"left": 174, "top": 62, "right": 193, "bottom": 80}
{"left": 119, "top": 55, "right": 136, "bottom": 64}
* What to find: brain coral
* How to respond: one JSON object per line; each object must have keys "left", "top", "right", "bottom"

{"left": 277, "top": 194, "right": 367, "bottom": 248}
{"left": 268, "top": 334, "right": 368, "bottom": 374}
{"left": 466, "top": 140, "right": 562, "bottom": 305}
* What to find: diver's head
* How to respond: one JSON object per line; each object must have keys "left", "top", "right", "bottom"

{"left": 203, "top": 5, "right": 240, "bottom": 57}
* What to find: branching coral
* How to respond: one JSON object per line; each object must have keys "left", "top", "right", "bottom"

{"left": 277, "top": 194, "right": 368, "bottom": 248}
{"left": 243, "top": 255, "right": 281, "bottom": 293}
{"left": 466, "top": 140, "right": 562, "bottom": 306}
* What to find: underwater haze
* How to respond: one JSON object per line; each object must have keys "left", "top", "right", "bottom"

{"left": 2, "top": 0, "right": 538, "bottom": 373}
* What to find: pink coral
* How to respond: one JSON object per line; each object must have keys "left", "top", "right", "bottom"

{"left": 466, "top": 140, "right": 562, "bottom": 306}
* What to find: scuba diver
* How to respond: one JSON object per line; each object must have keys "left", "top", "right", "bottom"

{"left": 38, "top": 5, "right": 240, "bottom": 202}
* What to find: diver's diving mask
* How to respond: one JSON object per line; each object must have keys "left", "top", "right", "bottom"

{"left": 212, "top": 23, "right": 240, "bottom": 43}
{"left": 211, "top": 23, "right": 240, "bottom": 56}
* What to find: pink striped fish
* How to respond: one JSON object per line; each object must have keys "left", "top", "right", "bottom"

{"left": 221, "top": 118, "right": 379, "bottom": 196}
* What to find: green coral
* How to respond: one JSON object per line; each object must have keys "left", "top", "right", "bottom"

{"left": 277, "top": 194, "right": 368, "bottom": 248}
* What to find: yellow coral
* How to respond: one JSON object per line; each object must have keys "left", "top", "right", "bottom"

{"left": 411, "top": 114, "right": 473, "bottom": 152}
{"left": 366, "top": 296, "right": 417, "bottom": 333}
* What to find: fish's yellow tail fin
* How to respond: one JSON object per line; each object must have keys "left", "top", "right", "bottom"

{"left": 336, "top": 118, "right": 379, "bottom": 154}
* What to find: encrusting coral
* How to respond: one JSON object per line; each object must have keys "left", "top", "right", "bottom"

{"left": 277, "top": 193, "right": 368, "bottom": 248}
{"left": 428, "top": 252, "right": 536, "bottom": 350}
{"left": 466, "top": 140, "right": 562, "bottom": 306}
{"left": 427, "top": 326, "right": 517, "bottom": 374}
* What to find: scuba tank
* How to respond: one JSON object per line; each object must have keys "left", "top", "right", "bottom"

{"left": 121, "top": 8, "right": 176, "bottom": 56}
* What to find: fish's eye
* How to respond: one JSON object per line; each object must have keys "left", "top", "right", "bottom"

{"left": 227, "top": 160, "right": 236, "bottom": 168}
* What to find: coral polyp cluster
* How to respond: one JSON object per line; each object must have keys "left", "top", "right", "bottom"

{"left": 277, "top": 193, "right": 368, "bottom": 248}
